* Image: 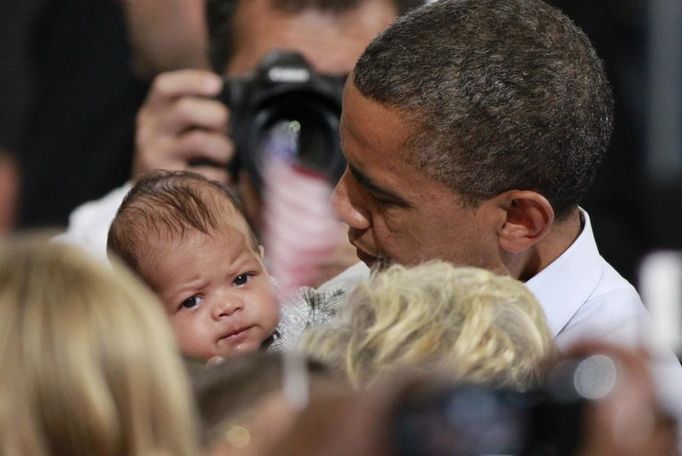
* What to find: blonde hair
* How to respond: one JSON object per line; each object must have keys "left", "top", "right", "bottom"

{"left": 0, "top": 237, "right": 199, "bottom": 455}
{"left": 302, "top": 261, "right": 555, "bottom": 390}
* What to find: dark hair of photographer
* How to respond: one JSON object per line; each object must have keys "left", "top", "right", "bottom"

{"left": 206, "top": 0, "right": 426, "bottom": 73}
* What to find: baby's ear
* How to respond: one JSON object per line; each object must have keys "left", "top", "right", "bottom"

{"left": 258, "top": 245, "right": 266, "bottom": 259}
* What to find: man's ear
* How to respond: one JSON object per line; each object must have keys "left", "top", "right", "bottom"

{"left": 496, "top": 190, "right": 554, "bottom": 254}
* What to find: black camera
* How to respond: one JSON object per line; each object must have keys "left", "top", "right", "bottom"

{"left": 219, "top": 51, "right": 347, "bottom": 188}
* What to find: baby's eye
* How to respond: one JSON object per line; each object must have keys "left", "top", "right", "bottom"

{"left": 233, "top": 273, "right": 252, "bottom": 286}
{"left": 180, "top": 295, "right": 204, "bottom": 310}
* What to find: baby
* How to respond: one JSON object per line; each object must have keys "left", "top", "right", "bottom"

{"left": 108, "top": 171, "right": 280, "bottom": 360}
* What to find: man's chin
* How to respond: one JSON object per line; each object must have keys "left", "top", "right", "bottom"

{"left": 355, "top": 248, "right": 391, "bottom": 271}
{"left": 353, "top": 247, "right": 375, "bottom": 266}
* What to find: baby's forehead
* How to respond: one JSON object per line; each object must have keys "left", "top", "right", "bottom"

{"left": 139, "top": 217, "right": 259, "bottom": 274}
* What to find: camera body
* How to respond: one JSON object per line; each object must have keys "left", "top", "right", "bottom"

{"left": 219, "top": 51, "right": 347, "bottom": 188}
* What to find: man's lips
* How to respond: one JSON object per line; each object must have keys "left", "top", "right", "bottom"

{"left": 355, "top": 247, "right": 379, "bottom": 267}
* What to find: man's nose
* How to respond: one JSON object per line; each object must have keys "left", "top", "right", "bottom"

{"left": 211, "top": 298, "right": 243, "bottom": 320}
{"left": 331, "top": 171, "right": 371, "bottom": 231}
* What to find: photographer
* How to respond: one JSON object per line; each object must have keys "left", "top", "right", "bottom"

{"left": 60, "top": 0, "right": 424, "bottom": 261}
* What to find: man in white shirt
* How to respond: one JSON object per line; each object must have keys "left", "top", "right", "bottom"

{"left": 327, "top": 0, "right": 682, "bottom": 419}
{"left": 64, "top": 0, "right": 682, "bottom": 425}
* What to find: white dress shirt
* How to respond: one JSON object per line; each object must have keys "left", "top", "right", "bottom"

{"left": 526, "top": 210, "right": 649, "bottom": 349}
{"left": 526, "top": 210, "right": 682, "bottom": 419}
{"left": 54, "top": 182, "right": 132, "bottom": 262}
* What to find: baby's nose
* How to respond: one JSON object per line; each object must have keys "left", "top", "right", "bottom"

{"left": 212, "top": 298, "right": 243, "bottom": 320}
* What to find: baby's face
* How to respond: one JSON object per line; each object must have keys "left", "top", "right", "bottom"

{"left": 142, "top": 222, "right": 279, "bottom": 359}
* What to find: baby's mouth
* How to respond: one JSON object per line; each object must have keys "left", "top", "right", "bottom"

{"left": 219, "top": 325, "right": 255, "bottom": 344}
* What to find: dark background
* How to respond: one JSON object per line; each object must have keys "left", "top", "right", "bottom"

{"left": 0, "top": 0, "right": 148, "bottom": 230}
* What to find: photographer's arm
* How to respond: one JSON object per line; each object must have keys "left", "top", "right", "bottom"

{"left": 133, "top": 69, "right": 235, "bottom": 184}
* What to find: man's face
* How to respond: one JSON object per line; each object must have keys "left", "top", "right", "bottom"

{"left": 226, "top": 0, "right": 398, "bottom": 76}
{"left": 332, "top": 82, "right": 507, "bottom": 271}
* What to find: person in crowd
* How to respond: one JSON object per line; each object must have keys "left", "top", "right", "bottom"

{"left": 328, "top": 0, "right": 667, "bottom": 351}
{"left": 0, "top": 237, "right": 198, "bottom": 455}
{"left": 61, "top": 0, "right": 424, "bottom": 269}
{"left": 193, "top": 352, "right": 344, "bottom": 455}
{"left": 326, "top": 0, "right": 682, "bottom": 422}
{"left": 303, "top": 261, "right": 555, "bottom": 390}
{"left": 108, "top": 171, "right": 280, "bottom": 359}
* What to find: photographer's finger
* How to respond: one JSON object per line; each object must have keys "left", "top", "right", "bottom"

{"left": 179, "top": 130, "right": 234, "bottom": 167}
{"left": 162, "top": 97, "right": 229, "bottom": 135}
{"left": 132, "top": 136, "right": 188, "bottom": 178}
{"left": 147, "top": 69, "right": 223, "bottom": 107}
{"left": 189, "top": 165, "right": 232, "bottom": 185}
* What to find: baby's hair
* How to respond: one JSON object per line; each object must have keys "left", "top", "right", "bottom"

{"left": 302, "top": 261, "right": 556, "bottom": 390}
{"left": 108, "top": 170, "right": 258, "bottom": 282}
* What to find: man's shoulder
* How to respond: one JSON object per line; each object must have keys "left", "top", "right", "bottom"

{"left": 591, "top": 259, "right": 641, "bottom": 302}
{"left": 556, "top": 256, "right": 648, "bottom": 348}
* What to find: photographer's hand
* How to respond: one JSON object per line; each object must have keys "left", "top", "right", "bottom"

{"left": 565, "top": 342, "right": 678, "bottom": 456}
{"left": 133, "top": 69, "right": 235, "bottom": 184}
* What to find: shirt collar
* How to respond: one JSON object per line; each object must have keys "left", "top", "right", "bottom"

{"left": 525, "top": 209, "right": 603, "bottom": 337}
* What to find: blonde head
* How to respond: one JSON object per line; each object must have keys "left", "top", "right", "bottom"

{"left": 302, "top": 261, "right": 555, "bottom": 390}
{"left": 0, "top": 237, "right": 198, "bottom": 455}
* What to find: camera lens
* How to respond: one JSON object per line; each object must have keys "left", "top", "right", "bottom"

{"left": 247, "top": 90, "right": 344, "bottom": 184}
